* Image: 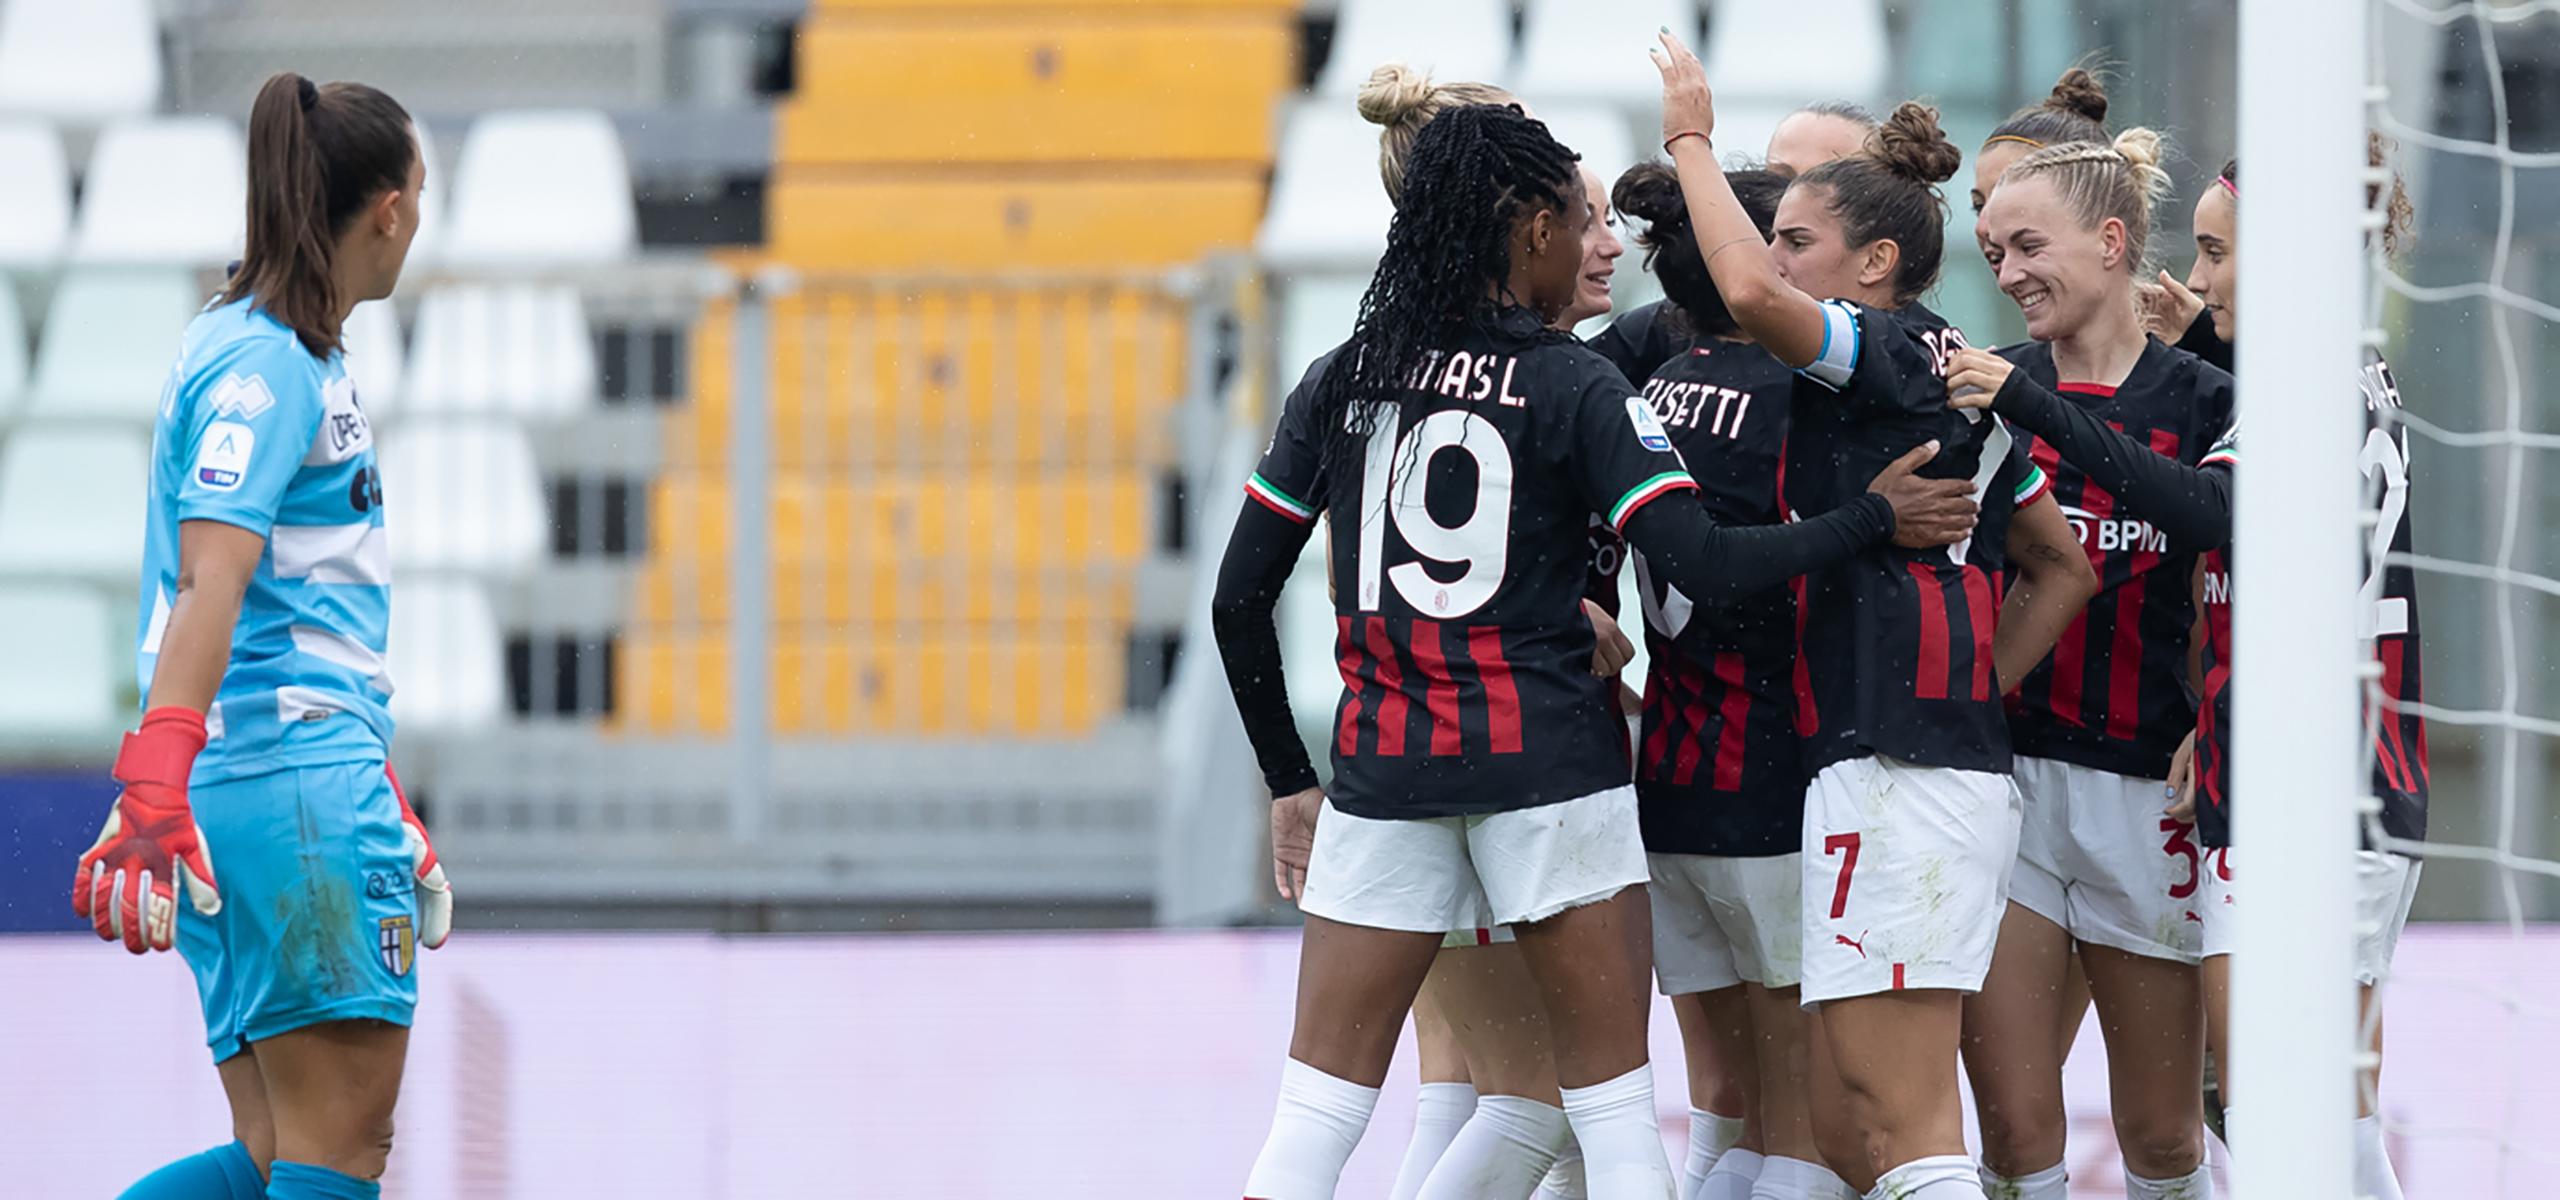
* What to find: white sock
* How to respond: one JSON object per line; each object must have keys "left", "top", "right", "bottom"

{"left": 1559, "top": 1065, "right": 1680, "bottom": 1200}
{"left": 1864, "top": 1155, "right": 1987, "bottom": 1200}
{"left": 1699, "top": 1148, "right": 1763, "bottom": 1200}
{"left": 2353, "top": 1114, "right": 2405, "bottom": 1200}
{"left": 2123, "top": 1164, "right": 2209, "bottom": 1200}
{"left": 1391, "top": 1083, "right": 1481, "bottom": 1200}
{"left": 1753, "top": 1154, "right": 1853, "bottom": 1200}
{"left": 1418, "top": 1094, "right": 1571, "bottom": 1200}
{"left": 1243, "top": 1058, "right": 1379, "bottom": 1200}
{"left": 1978, "top": 1162, "right": 2068, "bottom": 1200}
{"left": 1541, "top": 1136, "right": 1587, "bottom": 1199}
{"left": 1684, "top": 1110, "right": 1748, "bottom": 1198}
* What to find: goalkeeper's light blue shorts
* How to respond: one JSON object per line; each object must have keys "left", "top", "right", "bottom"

{"left": 175, "top": 759, "right": 417, "bottom": 1062}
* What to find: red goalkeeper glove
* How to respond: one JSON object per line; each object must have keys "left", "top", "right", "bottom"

{"left": 384, "top": 763, "right": 451, "bottom": 949}
{"left": 74, "top": 707, "right": 221, "bottom": 954}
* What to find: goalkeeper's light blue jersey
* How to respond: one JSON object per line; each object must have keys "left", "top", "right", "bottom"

{"left": 138, "top": 297, "right": 394, "bottom": 784}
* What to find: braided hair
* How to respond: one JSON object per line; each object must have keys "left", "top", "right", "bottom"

{"left": 1311, "top": 103, "right": 1582, "bottom": 509}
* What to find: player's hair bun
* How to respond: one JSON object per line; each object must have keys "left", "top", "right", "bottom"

{"left": 1873, "top": 102, "right": 1962, "bottom": 186}
{"left": 1357, "top": 63, "right": 1439, "bottom": 128}
{"left": 2044, "top": 67, "right": 2110, "bottom": 125}
{"left": 2112, "top": 126, "right": 2170, "bottom": 204}
{"left": 1611, "top": 160, "right": 1689, "bottom": 233}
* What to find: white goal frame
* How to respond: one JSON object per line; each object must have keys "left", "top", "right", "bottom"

{"left": 2231, "top": 0, "right": 2372, "bottom": 1194}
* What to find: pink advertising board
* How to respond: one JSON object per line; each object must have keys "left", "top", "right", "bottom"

{"left": 0, "top": 926, "right": 2549, "bottom": 1197}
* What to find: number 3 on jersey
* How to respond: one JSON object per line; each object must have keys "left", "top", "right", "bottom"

{"left": 1354, "top": 407, "right": 1513, "bottom": 618}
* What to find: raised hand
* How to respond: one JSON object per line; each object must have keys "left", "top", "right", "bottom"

{"left": 1649, "top": 29, "right": 1716, "bottom": 152}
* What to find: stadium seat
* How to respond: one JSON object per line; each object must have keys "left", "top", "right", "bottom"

{"left": 1274, "top": 274, "right": 1365, "bottom": 400}
{"left": 620, "top": 628, "right": 1124, "bottom": 737}
{"left": 0, "top": 277, "right": 26, "bottom": 413}
{"left": 439, "top": 109, "right": 637, "bottom": 265}
{"left": 341, "top": 300, "right": 405, "bottom": 418}
{"left": 377, "top": 422, "right": 549, "bottom": 575}
{"left": 400, "top": 120, "right": 448, "bottom": 268}
{"left": 0, "top": 427, "right": 146, "bottom": 578}
{"left": 385, "top": 576, "right": 504, "bottom": 731}
{"left": 0, "top": 0, "right": 159, "bottom": 126}
{"left": 1257, "top": 104, "right": 1398, "bottom": 272}
{"left": 0, "top": 117, "right": 69, "bottom": 267}
{"left": 24, "top": 269, "right": 203, "bottom": 421}
{"left": 779, "top": 12, "right": 1293, "bottom": 166}
{"left": 1701, "top": 0, "right": 1887, "bottom": 104}
{"left": 650, "top": 472, "right": 1150, "bottom": 573}
{"left": 0, "top": 584, "right": 116, "bottom": 734}
{"left": 1534, "top": 103, "right": 1639, "bottom": 198}
{"left": 1514, "top": 0, "right": 1696, "bottom": 107}
{"left": 401, "top": 284, "right": 595, "bottom": 419}
{"left": 637, "top": 557, "right": 1137, "bottom": 630}
{"left": 1315, "top": 0, "right": 1513, "bottom": 96}
{"left": 768, "top": 171, "right": 1263, "bottom": 269}
{"left": 71, "top": 117, "right": 248, "bottom": 266}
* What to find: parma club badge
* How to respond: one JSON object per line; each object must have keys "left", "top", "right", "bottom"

{"left": 378, "top": 914, "right": 415, "bottom": 977}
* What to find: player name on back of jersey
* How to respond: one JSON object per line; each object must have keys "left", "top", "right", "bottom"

{"left": 1640, "top": 373, "right": 1755, "bottom": 435}
{"left": 1403, "top": 347, "right": 1535, "bottom": 407}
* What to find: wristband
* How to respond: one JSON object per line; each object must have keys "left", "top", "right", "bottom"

{"left": 113, "top": 706, "right": 208, "bottom": 788}
{"left": 1663, "top": 130, "right": 1711, "bottom": 155}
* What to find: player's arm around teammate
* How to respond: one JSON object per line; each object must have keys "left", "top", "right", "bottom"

{"left": 84, "top": 73, "right": 443, "bottom": 1200}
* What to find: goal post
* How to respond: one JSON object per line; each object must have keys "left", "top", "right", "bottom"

{"left": 2230, "top": 0, "right": 2371, "bottom": 1193}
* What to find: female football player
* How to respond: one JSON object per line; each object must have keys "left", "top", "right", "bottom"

{"left": 1613, "top": 161, "right": 1854, "bottom": 1200}
{"left": 1214, "top": 101, "right": 1977, "bottom": 1200}
{"left": 82, "top": 72, "right": 448, "bottom": 1200}
{"left": 1960, "top": 129, "right": 2235, "bottom": 1200}
{"left": 1951, "top": 148, "right": 2427, "bottom": 1200}
{"left": 1651, "top": 30, "right": 2097, "bottom": 1200}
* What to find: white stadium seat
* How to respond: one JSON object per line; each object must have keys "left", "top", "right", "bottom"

{"left": 1514, "top": 0, "right": 1696, "bottom": 107}
{"left": 0, "top": 583, "right": 117, "bottom": 734}
{"left": 72, "top": 117, "right": 248, "bottom": 266}
{"left": 0, "top": 0, "right": 160, "bottom": 126}
{"left": 0, "top": 427, "right": 146, "bottom": 578}
{"left": 400, "top": 119, "right": 449, "bottom": 269}
{"left": 340, "top": 299, "right": 405, "bottom": 419}
{"left": 25, "top": 270, "right": 202, "bottom": 422}
{"left": 400, "top": 284, "right": 595, "bottom": 419}
{"left": 440, "top": 110, "right": 637, "bottom": 265}
{"left": 0, "top": 277, "right": 26, "bottom": 414}
{"left": 1534, "top": 103, "right": 1639, "bottom": 198}
{"left": 1275, "top": 275, "right": 1365, "bottom": 402}
{"left": 1257, "top": 104, "right": 1399, "bottom": 273}
{"left": 386, "top": 576, "right": 504, "bottom": 731}
{"left": 0, "top": 117, "right": 70, "bottom": 267}
{"left": 1316, "top": 0, "right": 1514, "bottom": 97}
{"left": 1702, "top": 0, "right": 1888, "bottom": 104}
{"left": 378, "top": 422, "right": 548, "bottom": 575}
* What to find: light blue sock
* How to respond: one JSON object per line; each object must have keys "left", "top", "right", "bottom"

{"left": 119, "top": 1141, "right": 265, "bottom": 1200}
{"left": 266, "top": 1161, "right": 379, "bottom": 1200}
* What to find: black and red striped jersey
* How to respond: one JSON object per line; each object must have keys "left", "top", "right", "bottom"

{"left": 2192, "top": 356, "right": 2428, "bottom": 850}
{"left": 1243, "top": 306, "right": 1702, "bottom": 820}
{"left": 1628, "top": 338, "right": 1804, "bottom": 856}
{"left": 1784, "top": 300, "right": 2052, "bottom": 776}
{"left": 2000, "top": 338, "right": 2235, "bottom": 779}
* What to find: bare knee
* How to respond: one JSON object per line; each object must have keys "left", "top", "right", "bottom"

{"left": 1972, "top": 1093, "right": 2066, "bottom": 1175}
{"left": 2114, "top": 1113, "right": 2202, "bottom": 1180}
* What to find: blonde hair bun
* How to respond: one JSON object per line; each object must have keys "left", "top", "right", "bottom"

{"left": 1357, "top": 63, "right": 1438, "bottom": 128}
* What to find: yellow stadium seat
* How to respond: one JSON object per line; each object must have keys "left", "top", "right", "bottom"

{"left": 781, "top": 13, "right": 1292, "bottom": 165}
{"left": 768, "top": 170, "right": 1264, "bottom": 268}
{"left": 634, "top": 556, "right": 1136, "bottom": 629}
{"left": 619, "top": 628, "right": 1125, "bottom": 736}
{"left": 652, "top": 471, "right": 1151, "bottom": 569}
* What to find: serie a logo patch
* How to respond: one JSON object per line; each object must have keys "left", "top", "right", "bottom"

{"left": 378, "top": 914, "right": 415, "bottom": 977}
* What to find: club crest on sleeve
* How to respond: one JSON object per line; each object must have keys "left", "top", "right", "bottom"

{"left": 210, "top": 373, "right": 277, "bottom": 420}
{"left": 1625, "top": 396, "right": 1674, "bottom": 453}
{"left": 378, "top": 914, "right": 415, "bottom": 977}
{"left": 195, "top": 421, "right": 255, "bottom": 491}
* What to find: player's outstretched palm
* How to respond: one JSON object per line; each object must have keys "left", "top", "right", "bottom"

{"left": 1649, "top": 30, "right": 1715, "bottom": 148}
{"left": 1867, "top": 440, "right": 1981, "bottom": 548}
{"left": 73, "top": 712, "right": 221, "bottom": 954}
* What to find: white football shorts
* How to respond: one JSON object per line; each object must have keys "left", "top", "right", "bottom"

{"left": 1798, "top": 755, "right": 2023, "bottom": 1004}
{"left": 2198, "top": 848, "right": 2418, "bottom": 988}
{"left": 2007, "top": 756, "right": 2208, "bottom": 963}
{"left": 1299, "top": 786, "right": 1650, "bottom": 933}
{"left": 1650, "top": 852, "right": 1805, "bottom": 994}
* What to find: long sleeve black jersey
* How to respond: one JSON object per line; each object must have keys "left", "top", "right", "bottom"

{"left": 1210, "top": 306, "right": 1897, "bottom": 820}
{"left": 1785, "top": 301, "right": 2050, "bottom": 778}
{"left": 1628, "top": 338, "right": 1805, "bottom": 857}
{"left": 1999, "top": 338, "right": 2236, "bottom": 780}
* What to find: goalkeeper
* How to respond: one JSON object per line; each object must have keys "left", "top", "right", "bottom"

{"left": 82, "top": 72, "right": 447, "bottom": 1200}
